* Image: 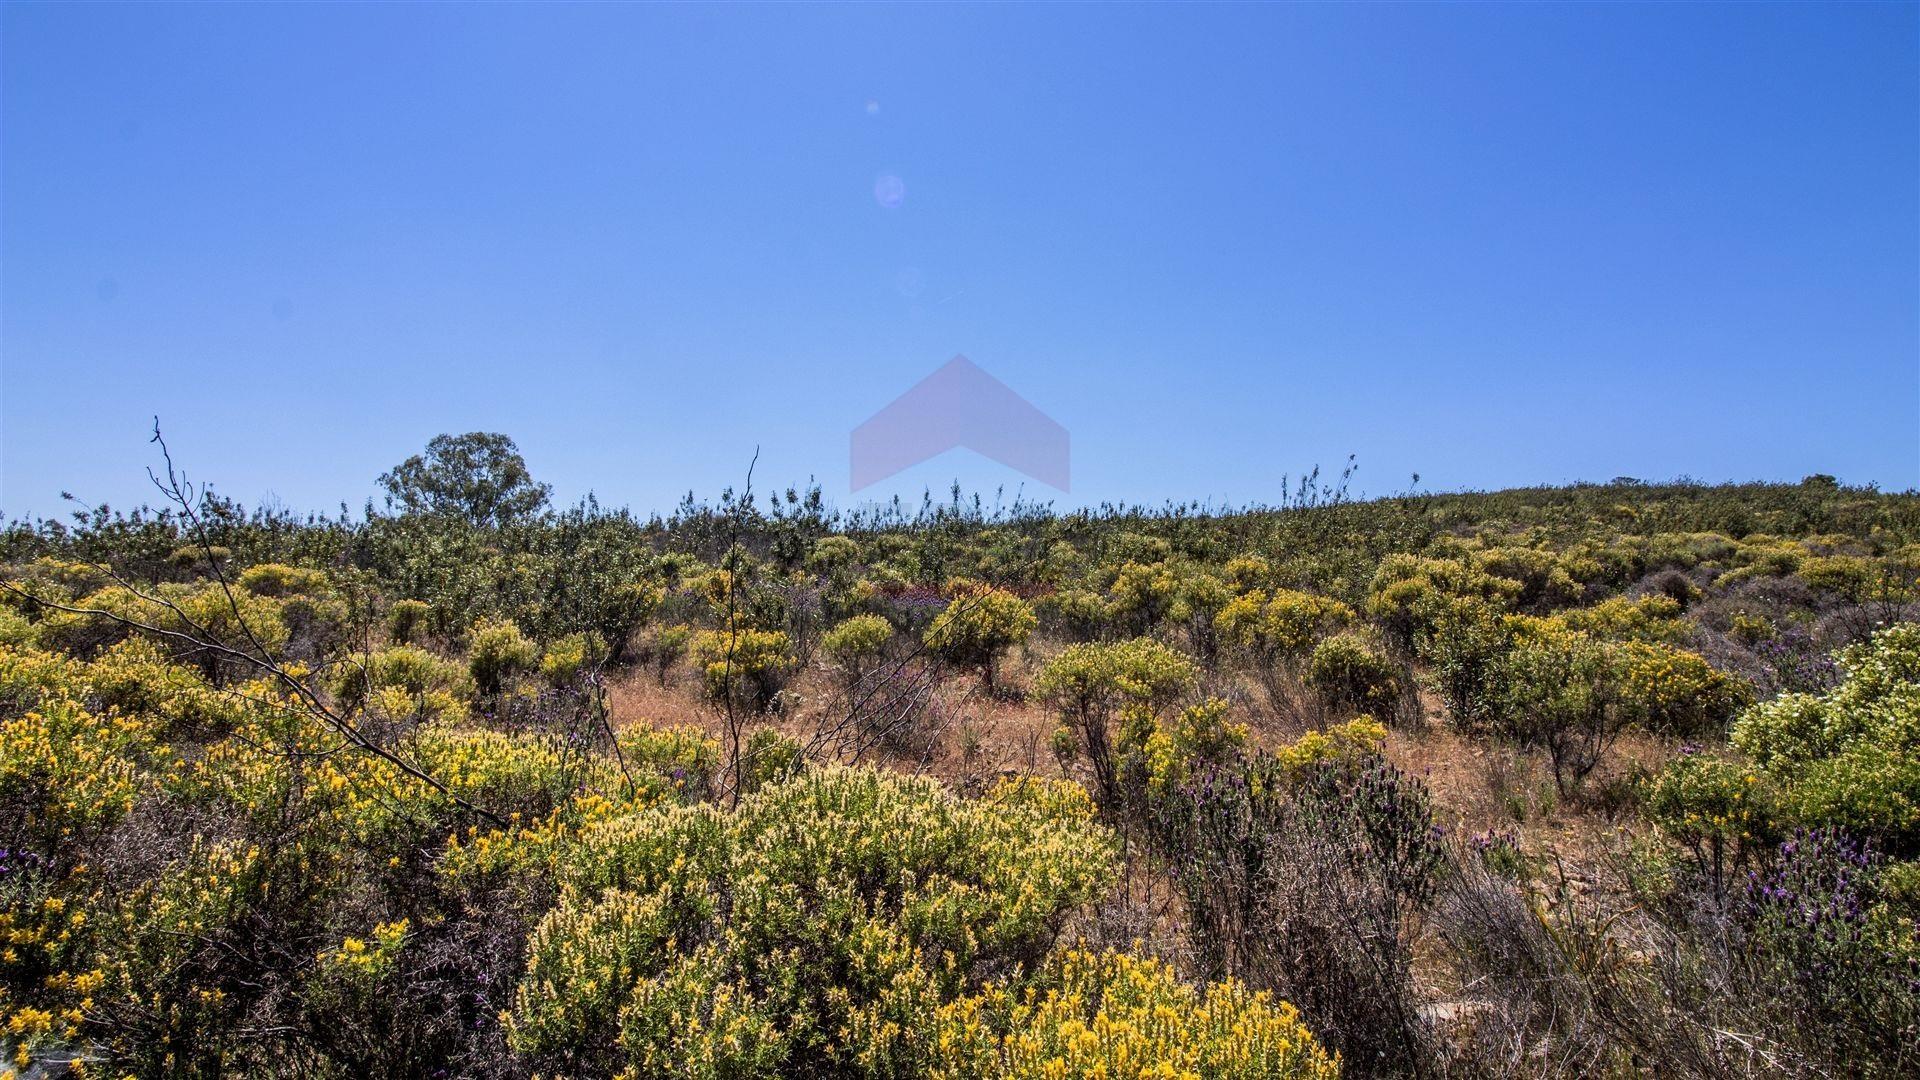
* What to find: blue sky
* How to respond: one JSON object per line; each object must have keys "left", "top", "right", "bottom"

{"left": 3, "top": 3, "right": 1916, "bottom": 520}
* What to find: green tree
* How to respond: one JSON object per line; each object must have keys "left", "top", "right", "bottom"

{"left": 378, "top": 432, "right": 552, "bottom": 528}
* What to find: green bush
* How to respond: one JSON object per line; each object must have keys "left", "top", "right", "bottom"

{"left": 467, "top": 617, "right": 539, "bottom": 697}
{"left": 637, "top": 623, "right": 693, "bottom": 687}
{"left": 1034, "top": 637, "right": 1197, "bottom": 804}
{"left": 235, "top": 562, "right": 331, "bottom": 598}
{"left": 1642, "top": 750, "right": 1779, "bottom": 888}
{"left": 1493, "top": 620, "right": 1621, "bottom": 795}
{"left": 1305, "top": 631, "right": 1399, "bottom": 721}
{"left": 822, "top": 612, "right": 893, "bottom": 698}
{"left": 385, "top": 598, "right": 431, "bottom": 644}
{"left": 1729, "top": 623, "right": 1920, "bottom": 855}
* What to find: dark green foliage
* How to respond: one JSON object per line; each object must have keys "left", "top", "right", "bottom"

{"left": 377, "top": 432, "right": 551, "bottom": 528}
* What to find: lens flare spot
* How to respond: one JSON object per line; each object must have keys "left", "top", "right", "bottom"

{"left": 873, "top": 174, "right": 905, "bottom": 209}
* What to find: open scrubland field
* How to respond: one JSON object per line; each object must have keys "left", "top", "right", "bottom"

{"left": 2, "top": 453, "right": 1917, "bottom": 1079}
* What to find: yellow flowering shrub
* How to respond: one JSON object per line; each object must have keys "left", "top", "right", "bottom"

{"left": 328, "top": 644, "right": 471, "bottom": 721}
{"left": 508, "top": 766, "right": 1117, "bottom": 1076}
{"left": 1643, "top": 751, "right": 1778, "bottom": 880}
{"left": 1215, "top": 589, "right": 1354, "bottom": 663}
{"left": 1137, "top": 697, "right": 1248, "bottom": 799}
{"left": 1303, "top": 632, "right": 1399, "bottom": 720}
{"left": 315, "top": 918, "right": 409, "bottom": 984}
{"left": 1471, "top": 545, "right": 1583, "bottom": 609}
{"left": 1559, "top": 594, "right": 1690, "bottom": 644}
{"left": 1713, "top": 537, "right": 1806, "bottom": 588}
{"left": 385, "top": 598, "right": 431, "bottom": 644}
{"left": 689, "top": 626, "right": 793, "bottom": 710}
{"left": 1272, "top": 716, "right": 1388, "bottom": 774}
{"left": 1223, "top": 555, "right": 1274, "bottom": 591}
{"left": 538, "top": 631, "right": 603, "bottom": 685}
{"left": 0, "top": 622, "right": 721, "bottom": 1072}
{"left": 1035, "top": 638, "right": 1197, "bottom": 804}
{"left": 1366, "top": 553, "right": 1521, "bottom": 650}
{"left": 1615, "top": 640, "right": 1752, "bottom": 737}
{"left": 234, "top": 562, "right": 331, "bottom": 598}
{"left": 823, "top": 613, "right": 894, "bottom": 697}
{"left": 1036, "top": 587, "right": 1109, "bottom": 640}
{"left": 0, "top": 644, "right": 164, "bottom": 841}
{"left": 927, "top": 949, "right": 1339, "bottom": 1080}
{"left": 467, "top": 617, "right": 538, "bottom": 697}
{"left": 29, "top": 582, "right": 290, "bottom": 678}
{"left": 1103, "top": 561, "right": 1180, "bottom": 633}
{"left": 923, "top": 581, "right": 1037, "bottom": 688}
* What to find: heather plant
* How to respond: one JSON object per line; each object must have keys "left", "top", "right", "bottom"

{"left": 1737, "top": 829, "right": 1920, "bottom": 1072}
{"left": 1153, "top": 726, "right": 1444, "bottom": 1074}
{"left": 1754, "top": 625, "right": 1841, "bottom": 693}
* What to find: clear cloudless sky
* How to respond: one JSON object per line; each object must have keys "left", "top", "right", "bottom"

{"left": 3, "top": 2, "right": 1917, "bottom": 520}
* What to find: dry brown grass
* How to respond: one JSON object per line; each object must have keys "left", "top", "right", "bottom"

{"left": 605, "top": 643, "right": 1076, "bottom": 794}
{"left": 609, "top": 640, "right": 1685, "bottom": 871}
{"left": 607, "top": 636, "right": 1705, "bottom": 1070}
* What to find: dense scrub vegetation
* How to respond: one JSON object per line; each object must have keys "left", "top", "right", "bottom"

{"left": 1, "top": 435, "right": 1917, "bottom": 1077}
